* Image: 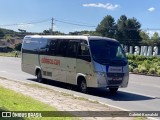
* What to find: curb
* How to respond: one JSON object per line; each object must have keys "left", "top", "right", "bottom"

{"left": 130, "top": 72, "right": 160, "bottom": 77}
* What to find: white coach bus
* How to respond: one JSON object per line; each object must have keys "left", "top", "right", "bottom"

{"left": 21, "top": 35, "right": 129, "bottom": 93}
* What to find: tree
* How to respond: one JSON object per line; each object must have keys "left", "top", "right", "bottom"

{"left": 3, "top": 35, "right": 13, "bottom": 43}
{"left": 42, "top": 30, "right": 65, "bottom": 35}
{"left": 140, "top": 31, "right": 150, "bottom": 45}
{"left": 140, "top": 31, "right": 150, "bottom": 40}
{"left": 116, "top": 15, "right": 142, "bottom": 46}
{"left": 14, "top": 43, "right": 22, "bottom": 51}
{"left": 43, "top": 30, "right": 50, "bottom": 35}
{"left": 116, "top": 15, "right": 128, "bottom": 43}
{"left": 0, "top": 29, "right": 5, "bottom": 39}
{"left": 96, "top": 15, "right": 116, "bottom": 38}
{"left": 18, "top": 29, "right": 26, "bottom": 33}
{"left": 151, "top": 32, "right": 160, "bottom": 46}
{"left": 96, "top": 15, "right": 142, "bottom": 46}
{"left": 68, "top": 30, "right": 100, "bottom": 36}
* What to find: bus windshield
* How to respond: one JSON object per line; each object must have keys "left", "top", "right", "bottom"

{"left": 89, "top": 40, "right": 127, "bottom": 65}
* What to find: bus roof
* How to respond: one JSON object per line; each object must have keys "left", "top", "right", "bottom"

{"left": 24, "top": 35, "right": 118, "bottom": 42}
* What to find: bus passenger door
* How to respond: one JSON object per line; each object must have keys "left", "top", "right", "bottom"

{"left": 65, "top": 40, "right": 78, "bottom": 85}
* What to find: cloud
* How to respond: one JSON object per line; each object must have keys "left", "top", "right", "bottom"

{"left": 83, "top": 3, "right": 119, "bottom": 10}
{"left": 148, "top": 7, "right": 155, "bottom": 12}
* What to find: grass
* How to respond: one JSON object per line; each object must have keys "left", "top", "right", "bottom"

{"left": 0, "top": 86, "right": 76, "bottom": 120}
{"left": 134, "top": 117, "right": 146, "bottom": 120}
{"left": 0, "top": 52, "right": 21, "bottom": 57}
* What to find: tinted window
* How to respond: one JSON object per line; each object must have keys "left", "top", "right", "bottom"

{"left": 22, "top": 38, "right": 39, "bottom": 54}
{"left": 67, "top": 40, "right": 78, "bottom": 58}
{"left": 89, "top": 40, "right": 127, "bottom": 65}
{"left": 48, "top": 39, "right": 57, "bottom": 55}
{"left": 77, "top": 40, "right": 91, "bottom": 62}
{"left": 39, "top": 38, "right": 48, "bottom": 54}
{"left": 56, "top": 39, "right": 69, "bottom": 56}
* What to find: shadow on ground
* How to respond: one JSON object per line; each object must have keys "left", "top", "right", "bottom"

{"left": 27, "top": 78, "right": 155, "bottom": 102}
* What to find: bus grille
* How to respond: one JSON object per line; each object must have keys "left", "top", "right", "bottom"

{"left": 107, "top": 73, "right": 124, "bottom": 77}
{"left": 108, "top": 80, "right": 122, "bottom": 85}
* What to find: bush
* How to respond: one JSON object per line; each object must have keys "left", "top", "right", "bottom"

{"left": 129, "top": 65, "right": 133, "bottom": 72}
{"left": 128, "top": 60, "right": 138, "bottom": 69}
{"left": 138, "top": 66, "right": 147, "bottom": 74}
{"left": 127, "top": 54, "right": 160, "bottom": 76}
{"left": 133, "top": 68, "right": 139, "bottom": 73}
{"left": 141, "top": 60, "right": 151, "bottom": 71}
{"left": 135, "top": 55, "right": 147, "bottom": 61}
{"left": 156, "top": 69, "right": 160, "bottom": 76}
{"left": 148, "top": 68, "right": 156, "bottom": 74}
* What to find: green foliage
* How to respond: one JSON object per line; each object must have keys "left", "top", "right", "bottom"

{"left": 15, "top": 43, "right": 22, "bottom": 51}
{"left": 140, "top": 31, "right": 150, "bottom": 41}
{"left": 96, "top": 15, "right": 142, "bottom": 45}
{"left": 138, "top": 65, "right": 147, "bottom": 74}
{"left": 68, "top": 30, "right": 100, "bottom": 36}
{"left": 129, "top": 65, "right": 134, "bottom": 72}
{"left": 0, "top": 86, "right": 75, "bottom": 120}
{"left": 148, "top": 68, "right": 156, "bottom": 74}
{"left": 0, "top": 29, "right": 6, "bottom": 38}
{"left": 96, "top": 15, "right": 116, "bottom": 38}
{"left": 156, "top": 69, "right": 160, "bottom": 76}
{"left": 127, "top": 54, "right": 160, "bottom": 76}
{"left": 133, "top": 68, "right": 139, "bottom": 73}
{"left": 128, "top": 60, "right": 138, "bottom": 68}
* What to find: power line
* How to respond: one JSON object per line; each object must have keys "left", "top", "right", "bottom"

{"left": 0, "top": 17, "right": 160, "bottom": 31}
{"left": 0, "top": 19, "right": 51, "bottom": 27}
{"left": 54, "top": 19, "right": 96, "bottom": 28}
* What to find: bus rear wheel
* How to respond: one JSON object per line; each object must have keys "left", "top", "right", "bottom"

{"left": 109, "top": 87, "right": 118, "bottom": 94}
{"left": 36, "top": 70, "right": 43, "bottom": 83}
{"left": 78, "top": 80, "right": 87, "bottom": 93}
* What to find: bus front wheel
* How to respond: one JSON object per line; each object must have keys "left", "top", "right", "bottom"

{"left": 78, "top": 80, "right": 87, "bottom": 93}
{"left": 36, "top": 70, "right": 43, "bottom": 83}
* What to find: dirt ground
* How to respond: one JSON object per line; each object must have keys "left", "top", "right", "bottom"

{"left": 0, "top": 77, "right": 148, "bottom": 120}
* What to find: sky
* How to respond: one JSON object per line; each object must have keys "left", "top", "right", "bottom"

{"left": 0, "top": 0, "right": 159, "bottom": 35}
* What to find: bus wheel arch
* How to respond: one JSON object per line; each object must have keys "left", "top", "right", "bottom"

{"left": 35, "top": 69, "right": 43, "bottom": 83}
{"left": 77, "top": 76, "right": 87, "bottom": 93}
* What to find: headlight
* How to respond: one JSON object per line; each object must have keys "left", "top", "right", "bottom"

{"left": 96, "top": 72, "right": 105, "bottom": 77}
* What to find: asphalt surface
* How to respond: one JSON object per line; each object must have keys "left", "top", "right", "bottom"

{"left": 0, "top": 56, "right": 159, "bottom": 112}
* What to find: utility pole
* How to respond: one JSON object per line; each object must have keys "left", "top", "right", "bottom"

{"left": 51, "top": 18, "right": 54, "bottom": 35}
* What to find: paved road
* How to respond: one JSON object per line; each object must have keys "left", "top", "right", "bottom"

{"left": 0, "top": 56, "right": 160, "bottom": 112}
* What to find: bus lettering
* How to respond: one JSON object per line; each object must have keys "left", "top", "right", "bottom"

{"left": 41, "top": 58, "right": 60, "bottom": 65}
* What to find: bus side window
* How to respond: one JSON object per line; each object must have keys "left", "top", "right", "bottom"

{"left": 48, "top": 39, "right": 57, "bottom": 55}
{"left": 56, "top": 39, "right": 69, "bottom": 57}
{"left": 22, "top": 38, "right": 39, "bottom": 54}
{"left": 78, "top": 41, "right": 91, "bottom": 62}
{"left": 67, "top": 40, "right": 78, "bottom": 58}
{"left": 39, "top": 38, "right": 48, "bottom": 55}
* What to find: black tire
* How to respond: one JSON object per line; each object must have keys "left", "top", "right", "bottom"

{"left": 109, "top": 87, "right": 118, "bottom": 94}
{"left": 78, "top": 80, "right": 87, "bottom": 93}
{"left": 36, "top": 70, "right": 43, "bottom": 83}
